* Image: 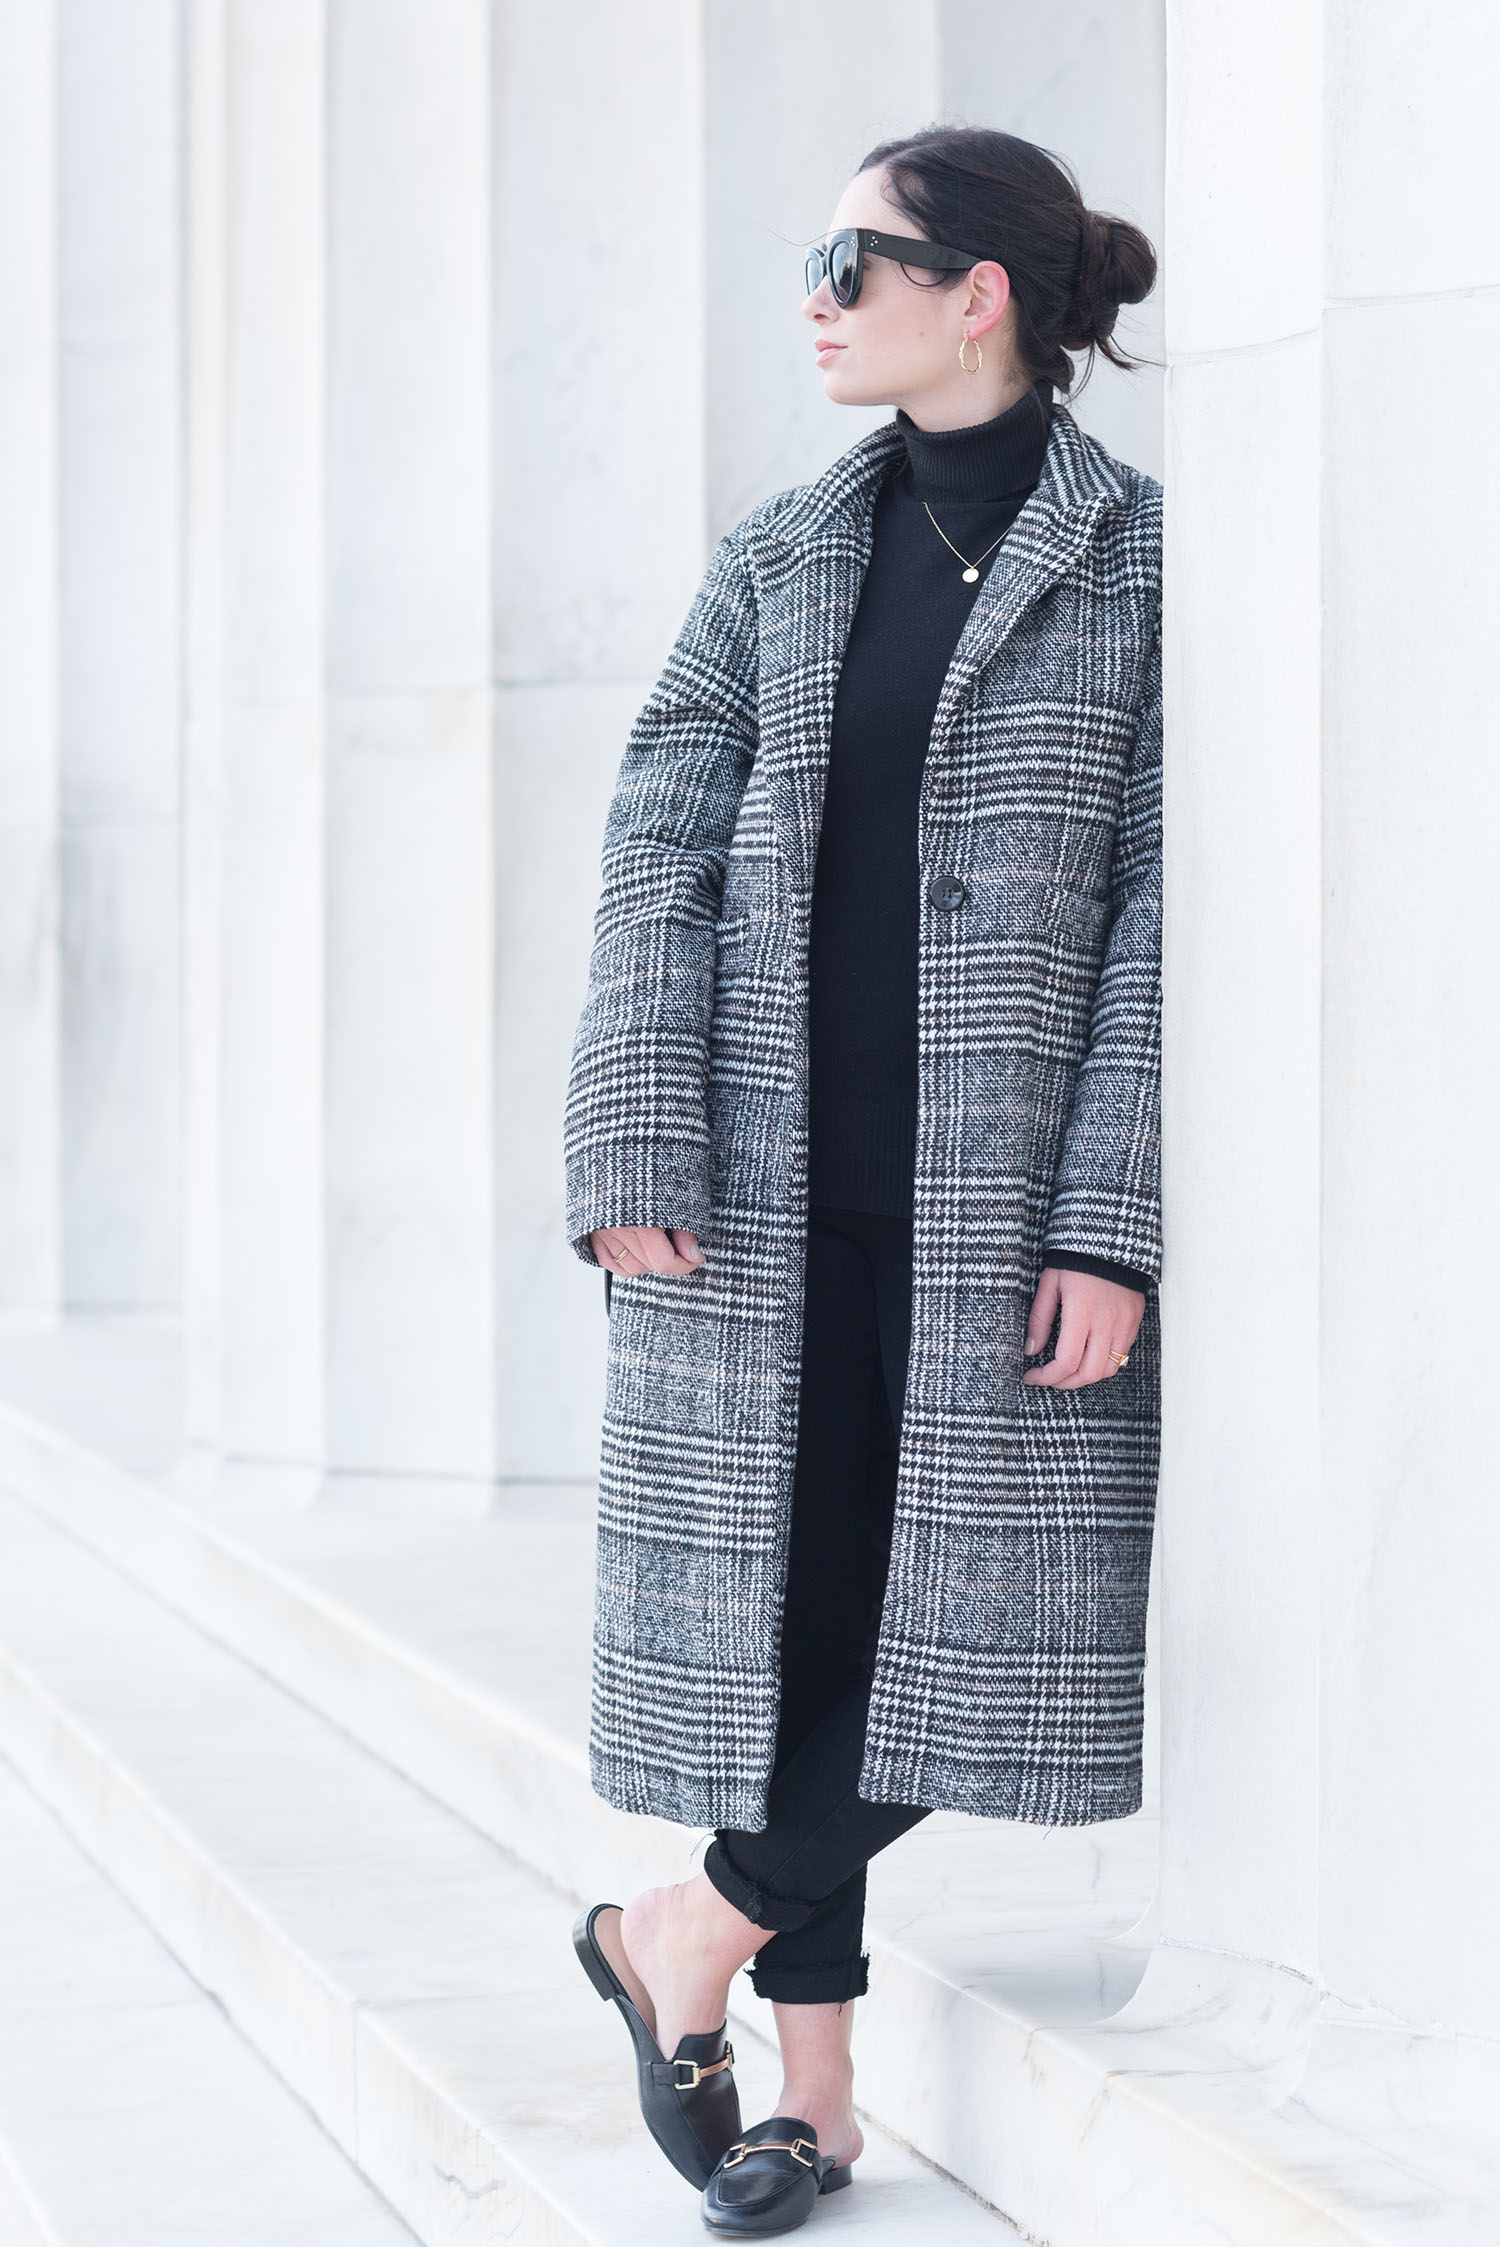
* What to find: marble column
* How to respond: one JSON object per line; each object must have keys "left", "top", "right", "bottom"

{"left": 1317, "top": 0, "right": 1500, "bottom": 2037}
{"left": 182, "top": 0, "right": 328, "bottom": 1476}
{"left": 324, "top": 0, "right": 497, "bottom": 1484}
{"left": 180, "top": 0, "right": 226, "bottom": 1456}
{"left": 490, "top": 0, "right": 708, "bottom": 1477}
{"left": 1159, "top": 0, "right": 1500, "bottom": 2040}
{"left": 56, "top": 0, "right": 182, "bottom": 1309}
{"left": 1158, "top": 0, "right": 1324, "bottom": 1975}
{"left": 0, "top": 0, "right": 60, "bottom": 1313}
{"left": 185, "top": 0, "right": 498, "bottom": 1491}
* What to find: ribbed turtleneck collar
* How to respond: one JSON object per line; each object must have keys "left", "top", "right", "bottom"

{"left": 895, "top": 379, "right": 1053, "bottom": 504}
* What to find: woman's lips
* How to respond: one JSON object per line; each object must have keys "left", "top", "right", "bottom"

{"left": 814, "top": 340, "right": 844, "bottom": 359}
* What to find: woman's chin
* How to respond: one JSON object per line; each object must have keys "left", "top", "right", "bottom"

{"left": 820, "top": 364, "right": 885, "bottom": 409}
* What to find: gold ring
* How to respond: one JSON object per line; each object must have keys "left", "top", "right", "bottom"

{"left": 1108, "top": 1350, "right": 1130, "bottom": 1367}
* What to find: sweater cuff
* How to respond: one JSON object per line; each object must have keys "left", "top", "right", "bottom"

{"left": 1041, "top": 1248, "right": 1154, "bottom": 1295}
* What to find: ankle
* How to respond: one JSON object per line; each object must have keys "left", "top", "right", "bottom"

{"left": 778, "top": 2064, "right": 854, "bottom": 2116}
{"left": 674, "top": 1872, "right": 765, "bottom": 1968}
{"left": 776, "top": 2074, "right": 861, "bottom": 2168}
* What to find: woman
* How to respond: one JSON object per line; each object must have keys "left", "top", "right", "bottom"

{"left": 564, "top": 124, "right": 1161, "bottom": 2236}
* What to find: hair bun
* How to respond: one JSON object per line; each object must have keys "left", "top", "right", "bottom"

{"left": 857, "top": 126, "right": 1160, "bottom": 397}
{"left": 1061, "top": 206, "right": 1157, "bottom": 351}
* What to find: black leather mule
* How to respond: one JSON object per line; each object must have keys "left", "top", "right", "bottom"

{"left": 701, "top": 2116, "right": 853, "bottom": 2235}
{"left": 572, "top": 1901, "right": 741, "bottom": 2189}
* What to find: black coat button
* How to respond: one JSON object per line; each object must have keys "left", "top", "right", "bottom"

{"left": 927, "top": 874, "right": 969, "bottom": 911}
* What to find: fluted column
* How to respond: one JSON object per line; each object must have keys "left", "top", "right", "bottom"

{"left": 323, "top": 0, "right": 497, "bottom": 1482}
{"left": 0, "top": 0, "right": 60, "bottom": 1313}
{"left": 1160, "top": 0, "right": 1500, "bottom": 2039}
{"left": 1158, "top": 0, "right": 1324, "bottom": 1976}
{"left": 1317, "top": 0, "right": 1500, "bottom": 2035}
{"left": 182, "top": 0, "right": 328, "bottom": 1476}
{"left": 56, "top": 0, "right": 182, "bottom": 1308}
{"left": 490, "top": 0, "right": 708, "bottom": 1476}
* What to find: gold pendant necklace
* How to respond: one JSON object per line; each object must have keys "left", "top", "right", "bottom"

{"left": 923, "top": 501, "right": 1010, "bottom": 584}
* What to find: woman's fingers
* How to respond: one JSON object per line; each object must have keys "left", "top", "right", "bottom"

{"left": 1053, "top": 1324, "right": 1125, "bottom": 1389}
{"left": 640, "top": 1227, "right": 703, "bottom": 1273}
{"left": 1023, "top": 1270, "right": 1144, "bottom": 1388}
{"left": 1023, "top": 1266, "right": 1061, "bottom": 1357}
{"left": 590, "top": 1225, "right": 705, "bottom": 1277}
{"left": 1026, "top": 1286, "right": 1093, "bottom": 1387}
{"left": 1024, "top": 1317, "right": 1117, "bottom": 1388}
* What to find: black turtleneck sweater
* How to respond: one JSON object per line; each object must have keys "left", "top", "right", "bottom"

{"left": 805, "top": 379, "right": 1151, "bottom": 1295}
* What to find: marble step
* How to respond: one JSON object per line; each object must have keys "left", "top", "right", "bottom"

{"left": 0, "top": 1393, "right": 1167, "bottom": 2218}
{"left": 0, "top": 1760, "right": 418, "bottom": 2246}
{"left": 0, "top": 2144, "right": 51, "bottom": 2247}
{"left": 0, "top": 1491, "right": 1009, "bottom": 2246}
{"left": 0, "top": 1386, "right": 1494, "bottom": 2241}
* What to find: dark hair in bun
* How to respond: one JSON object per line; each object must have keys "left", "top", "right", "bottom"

{"left": 858, "top": 125, "right": 1158, "bottom": 396}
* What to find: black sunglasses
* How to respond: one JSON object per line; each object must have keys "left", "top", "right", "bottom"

{"left": 803, "top": 225, "right": 985, "bottom": 308}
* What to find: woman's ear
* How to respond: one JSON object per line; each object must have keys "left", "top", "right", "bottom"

{"left": 963, "top": 260, "right": 1012, "bottom": 341}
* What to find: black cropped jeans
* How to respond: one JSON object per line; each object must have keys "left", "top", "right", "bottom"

{"left": 703, "top": 1205, "right": 932, "bottom": 2004}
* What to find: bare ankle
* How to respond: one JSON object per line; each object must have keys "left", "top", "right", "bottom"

{"left": 673, "top": 1872, "right": 764, "bottom": 1964}
{"left": 775, "top": 2076, "right": 862, "bottom": 2169}
{"left": 780, "top": 2068, "right": 853, "bottom": 2111}
{"left": 617, "top": 1879, "right": 764, "bottom": 2058}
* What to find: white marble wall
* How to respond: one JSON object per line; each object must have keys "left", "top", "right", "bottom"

{"left": 1160, "top": 0, "right": 1500, "bottom": 2044}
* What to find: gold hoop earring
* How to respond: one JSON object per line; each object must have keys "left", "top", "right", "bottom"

{"left": 958, "top": 335, "right": 982, "bottom": 374}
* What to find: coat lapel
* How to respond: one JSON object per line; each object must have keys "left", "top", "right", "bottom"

{"left": 747, "top": 406, "right": 1128, "bottom": 895}
{"left": 747, "top": 424, "right": 903, "bottom": 901}
{"left": 929, "top": 409, "right": 1124, "bottom": 749}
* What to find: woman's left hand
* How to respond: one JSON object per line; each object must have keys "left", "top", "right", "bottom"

{"left": 1022, "top": 1267, "right": 1144, "bottom": 1389}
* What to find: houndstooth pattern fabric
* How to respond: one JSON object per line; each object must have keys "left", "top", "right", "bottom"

{"left": 563, "top": 405, "right": 1162, "bottom": 1831}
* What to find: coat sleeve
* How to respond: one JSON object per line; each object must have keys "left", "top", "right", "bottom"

{"left": 563, "top": 522, "right": 760, "bottom": 1267}
{"left": 1040, "top": 613, "right": 1163, "bottom": 1285}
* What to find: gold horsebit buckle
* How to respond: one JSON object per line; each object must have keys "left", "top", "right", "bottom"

{"left": 722, "top": 2137, "right": 816, "bottom": 2169}
{"left": 670, "top": 2044, "right": 734, "bottom": 2090}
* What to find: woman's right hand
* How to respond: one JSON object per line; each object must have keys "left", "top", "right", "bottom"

{"left": 591, "top": 1226, "right": 704, "bottom": 1278}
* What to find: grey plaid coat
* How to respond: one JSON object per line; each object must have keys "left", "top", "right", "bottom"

{"left": 564, "top": 403, "right": 1162, "bottom": 1831}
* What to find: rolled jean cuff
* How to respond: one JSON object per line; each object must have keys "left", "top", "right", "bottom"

{"left": 748, "top": 1951, "right": 870, "bottom": 2006}
{"left": 703, "top": 1836, "right": 818, "bottom": 1933}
